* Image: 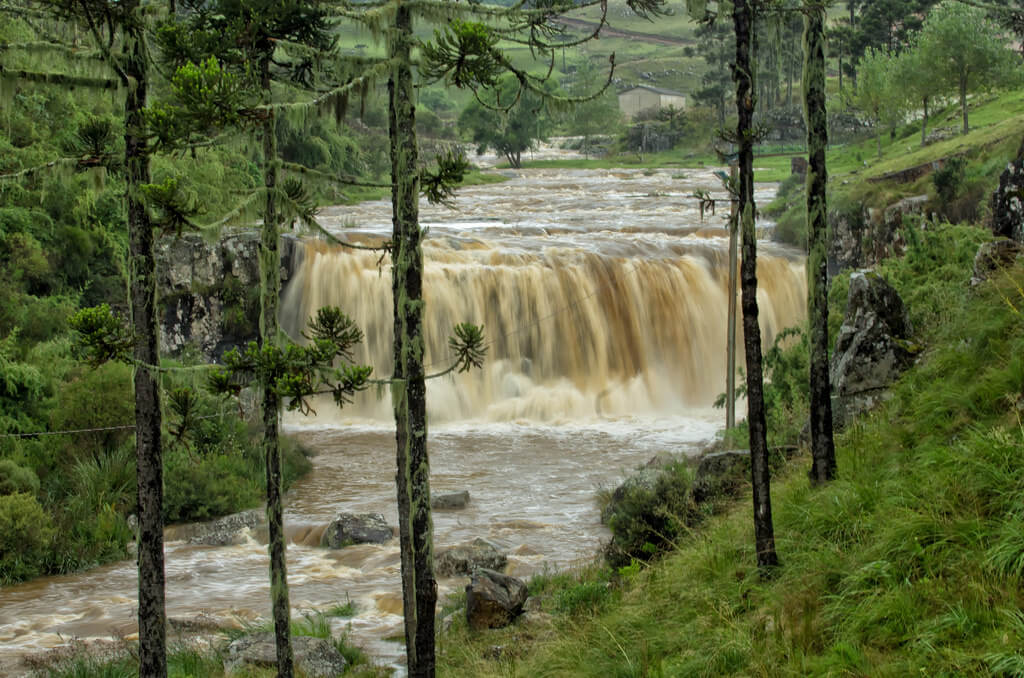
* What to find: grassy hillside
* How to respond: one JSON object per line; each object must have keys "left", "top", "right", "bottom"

{"left": 435, "top": 100, "right": 1024, "bottom": 676}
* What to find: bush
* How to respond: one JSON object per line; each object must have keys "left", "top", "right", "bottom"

{"left": 0, "top": 458, "right": 40, "bottom": 495}
{"left": 0, "top": 492, "right": 55, "bottom": 582}
{"left": 602, "top": 462, "right": 700, "bottom": 568}
{"left": 49, "top": 363, "right": 134, "bottom": 466}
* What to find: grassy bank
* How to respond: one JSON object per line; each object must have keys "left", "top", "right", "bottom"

{"left": 436, "top": 204, "right": 1024, "bottom": 673}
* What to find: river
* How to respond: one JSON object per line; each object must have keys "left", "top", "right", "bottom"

{"left": 0, "top": 163, "right": 806, "bottom": 675}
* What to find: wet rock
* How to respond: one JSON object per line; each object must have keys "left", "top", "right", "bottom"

{"left": 971, "top": 239, "right": 1024, "bottom": 286}
{"left": 691, "top": 450, "right": 751, "bottom": 503}
{"left": 599, "top": 468, "right": 660, "bottom": 524}
{"left": 436, "top": 538, "right": 507, "bottom": 576}
{"left": 320, "top": 512, "right": 392, "bottom": 548}
{"left": 166, "top": 509, "right": 262, "bottom": 547}
{"left": 830, "top": 270, "right": 916, "bottom": 426}
{"left": 224, "top": 633, "right": 346, "bottom": 677}
{"left": 465, "top": 569, "right": 528, "bottom": 630}
{"left": 432, "top": 490, "right": 470, "bottom": 510}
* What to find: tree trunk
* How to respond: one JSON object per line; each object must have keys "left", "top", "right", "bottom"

{"left": 259, "top": 54, "right": 294, "bottom": 678}
{"left": 803, "top": 2, "right": 836, "bottom": 485}
{"left": 732, "top": 0, "right": 779, "bottom": 571}
{"left": 125, "top": 8, "right": 167, "bottom": 675}
{"left": 389, "top": 3, "right": 436, "bottom": 676}
{"left": 960, "top": 73, "right": 968, "bottom": 135}
{"left": 921, "top": 96, "right": 929, "bottom": 147}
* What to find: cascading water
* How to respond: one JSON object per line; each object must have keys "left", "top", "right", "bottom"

{"left": 0, "top": 166, "right": 806, "bottom": 676}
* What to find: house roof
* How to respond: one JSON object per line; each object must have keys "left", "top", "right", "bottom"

{"left": 618, "top": 85, "right": 685, "bottom": 97}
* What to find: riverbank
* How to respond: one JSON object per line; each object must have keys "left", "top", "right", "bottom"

{"left": 434, "top": 220, "right": 1024, "bottom": 675}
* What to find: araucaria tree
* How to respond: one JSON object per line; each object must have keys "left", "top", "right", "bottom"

{"left": 36, "top": 0, "right": 168, "bottom": 672}
{"left": 802, "top": 0, "right": 835, "bottom": 484}
{"left": 732, "top": 0, "right": 779, "bottom": 569}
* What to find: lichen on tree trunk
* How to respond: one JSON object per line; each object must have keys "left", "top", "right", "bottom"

{"left": 258, "top": 53, "right": 294, "bottom": 678}
{"left": 122, "top": 7, "right": 167, "bottom": 675}
{"left": 803, "top": 2, "right": 836, "bottom": 485}
{"left": 388, "top": 2, "right": 436, "bottom": 675}
{"left": 732, "top": 0, "right": 779, "bottom": 571}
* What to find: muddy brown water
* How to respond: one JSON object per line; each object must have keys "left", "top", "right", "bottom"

{"left": 0, "top": 164, "right": 805, "bottom": 675}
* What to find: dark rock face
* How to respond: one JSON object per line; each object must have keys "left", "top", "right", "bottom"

{"left": 691, "top": 450, "right": 751, "bottom": 503}
{"left": 156, "top": 231, "right": 303, "bottom": 361}
{"left": 320, "top": 512, "right": 392, "bottom": 548}
{"left": 432, "top": 490, "right": 470, "bottom": 510}
{"left": 830, "top": 271, "right": 916, "bottom": 426}
{"left": 436, "top": 538, "right": 507, "bottom": 577}
{"left": 971, "top": 239, "right": 1024, "bottom": 286}
{"left": 992, "top": 140, "right": 1024, "bottom": 243}
{"left": 224, "top": 633, "right": 347, "bottom": 678}
{"left": 827, "top": 197, "right": 925, "bottom": 275}
{"left": 465, "top": 569, "right": 528, "bottom": 630}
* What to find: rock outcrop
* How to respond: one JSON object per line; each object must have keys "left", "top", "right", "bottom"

{"left": 156, "top": 231, "right": 303, "bottom": 361}
{"left": 224, "top": 633, "right": 346, "bottom": 677}
{"left": 691, "top": 450, "right": 751, "bottom": 503}
{"left": 971, "top": 239, "right": 1024, "bottom": 287}
{"left": 436, "top": 538, "right": 507, "bottom": 577}
{"left": 320, "top": 512, "right": 392, "bottom": 548}
{"left": 828, "top": 197, "right": 925, "bottom": 275}
{"left": 992, "top": 138, "right": 1024, "bottom": 243}
{"left": 465, "top": 569, "right": 528, "bottom": 630}
{"left": 830, "top": 271, "right": 916, "bottom": 426}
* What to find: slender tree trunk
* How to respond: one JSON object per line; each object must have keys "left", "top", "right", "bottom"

{"left": 733, "top": 0, "right": 779, "bottom": 571}
{"left": 389, "top": 3, "right": 436, "bottom": 676}
{"left": 960, "top": 74, "right": 968, "bottom": 135}
{"left": 921, "top": 97, "right": 929, "bottom": 147}
{"left": 258, "top": 54, "right": 294, "bottom": 678}
{"left": 125, "top": 8, "right": 166, "bottom": 674}
{"left": 803, "top": 2, "right": 836, "bottom": 485}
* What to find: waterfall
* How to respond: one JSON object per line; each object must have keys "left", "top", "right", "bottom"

{"left": 280, "top": 234, "right": 806, "bottom": 423}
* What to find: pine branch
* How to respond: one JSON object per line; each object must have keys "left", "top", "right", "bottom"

{"left": 279, "top": 161, "right": 390, "bottom": 189}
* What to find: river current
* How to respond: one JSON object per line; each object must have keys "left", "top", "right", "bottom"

{"left": 0, "top": 162, "right": 806, "bottom": 675}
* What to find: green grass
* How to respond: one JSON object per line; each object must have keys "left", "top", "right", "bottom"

{"left": 436, "top": 220, "right": 1024, "bottom": 676}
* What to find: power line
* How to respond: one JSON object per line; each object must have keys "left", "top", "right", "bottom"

{"left": 0, "top": 414, "right": 225, "bottom": 439}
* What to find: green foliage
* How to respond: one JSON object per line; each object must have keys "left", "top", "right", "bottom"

{"left": 932, "top": 156, "right": 967, "bottom": 212}
{"left": 448, "top": 322, "right": 487, "bottom": 373}
{"left": 49, "top": 362, "right": 134, "bottom": 466}
{"left": 0, "top": 458, "right": 40, "bottom": 495}
{"left": 553, "top": 580, "right": 614, "bottom": 616}
{"left": 421, "top": 20, "right": 501, "bottom": 89}
{"left": 0, "top": 492, "right": 54, "bottom": 583}
{"left": 69, "top": 304, "right": 133, "bottom": 368}
{"left": 602, "top": 462, "right": 701, "bottom": 568}
{"left": 164, "top": 449, "right": 261, "bottom": 523}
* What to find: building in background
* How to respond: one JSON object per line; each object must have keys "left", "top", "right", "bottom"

{"left": 617, "top": 85, "right": 686, "bottom": 120}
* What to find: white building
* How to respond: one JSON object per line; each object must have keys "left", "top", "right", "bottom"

{"left": 617, "top": 85, "right": 686, "bottom": 120}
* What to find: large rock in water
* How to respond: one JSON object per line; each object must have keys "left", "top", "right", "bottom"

{"left": 432, "top": 490, "right": 470, "bottom": 510}
{"left": 465, "top": 569, "right": 528, "bottom": 630}
{"left": 320, "top": 512, "right": 392, "bottom": 548}
{"left": 436, "top": 538, "right": 507, "bottom": 576}
{"left": 224, "top": 633, "right": 346, "bottom": 677}
{"left": 830, "top": 271, "right": 916, "bottom": 425}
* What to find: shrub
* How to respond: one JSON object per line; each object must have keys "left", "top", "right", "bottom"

{"left": 0, "top": 492, "right": 55, "bottom": 582}
{"left": 50, "top": 363, "right": 134, "bottom": 466}
{"left": 0, "top": 458, "right": 40, "bottom": 495}
{"left": 603, "top": 462, "right": 700, "bottom": 568}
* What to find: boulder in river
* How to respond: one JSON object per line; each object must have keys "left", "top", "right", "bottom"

{"left": 432, "top": 490, "right": 470, "bottom": 510}
{"left": 163, "top": 509, "right": 262, "bottom": 547}
{"left": 436, "top": 538, "right": 507, "bottom": 576}
{"left": 224, "top": 633, "right": 346, "bottom": 677}
{"left": 465, "top": 569, "right": 528, "bottom": 630}
{"left": 320, "top": 512, "right": 392, "bottom": 548}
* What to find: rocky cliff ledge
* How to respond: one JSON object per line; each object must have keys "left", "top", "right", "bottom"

{"left": 156, "top": 231, "right": 303, "bottom": 361}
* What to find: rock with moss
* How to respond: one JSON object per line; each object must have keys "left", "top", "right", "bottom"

{"left": 972, "top": 239, "right": 1024, "bottom": 286}
{"left": 992, "top": 139, "right": 1024, "bottom": 243}
{"left": 830, "top": 271, "right": 916, "bottom": 426}
{"left": 224, "top": 633, "right": 346, "bottom": 677}
{"left": 436, "top": 538, "right": 507, "bottom": 576}
{"left": 465, "top": 569, "right": 528, "bottom": 630}
{"left": 320, "top": 513, "right": 392, "bottom": 548}
{"left": 691, "top": 450, "right": 751, "bottom": 503}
